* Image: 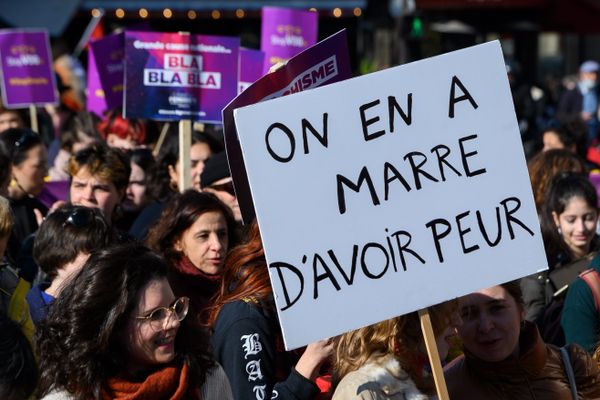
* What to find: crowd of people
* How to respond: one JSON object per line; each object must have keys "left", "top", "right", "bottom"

{"left": 3, "top": 48, "right": 600, "bottom": 399}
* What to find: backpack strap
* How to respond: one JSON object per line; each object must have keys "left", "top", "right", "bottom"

{"left": 579, "top": 268, "right": 600, "bottom": 312}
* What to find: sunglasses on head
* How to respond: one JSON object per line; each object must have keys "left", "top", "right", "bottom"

{"left": 208, "top": 181, "right": 236, "bottom": 197}
{"left": 13, "top": 130, "right": 38, "bottom": 152}
{"left": 62, "top": 208, "right": 100, "bottom": 228}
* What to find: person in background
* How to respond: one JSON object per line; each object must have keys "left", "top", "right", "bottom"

{"left": 445, "top": 281, "right": 600, "bottom": 399}
{"left": 522, "top": 172, "right": 599, "bottom": 324}
{"left": 48, "top": 111, "right": 99, "bottom": 181}
{"left": 129, "top": 129, "right": 222, "bottom": 240}
{"left": 541, "top": 120, "right": 588, "bottom": 162}
{"left": 557, "top": 60, "right": 600, "bottom": 144}
{"left": 208, "top": 222, "right": 333, "bottom": 400}
{"left": 35, "top": 243, "right": 233, "bottom": 399}
{"left": 0, "top": 106, "right": 24, "bottom": 133}
{"left": 118, "top": 148, "right": 155, "bottom": 231}
{"left": 332, "top": 302, "right": 460, "bottom": 399}
{"left": 528, "top": 149, "right": 585, "bottom": 215}
{"left": 201, "top": 151, "right": 241, "bottom": 222}
{"left": 0, "top": 141, "right": 11, "bottom": 196}
{"left": 25, "top": 205, "right": 114, "bottom": 326}
{"left": 0, "top": 128, "right": 48, "bottom": 261}
{"left": 97, "top": 108, "right": 146, "bottom": 151}
{"left": 0, "top": 312, "right": 38, "bottom": 400}
{"left": 67, "top": 143, "right": 130, "bottom": 225}
{"left": 146, "top": 190, "right": 237, "bottom": 323}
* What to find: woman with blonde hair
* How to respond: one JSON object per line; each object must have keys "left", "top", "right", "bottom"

{"left": 332, "top": 302, "right": 460, "bottom": 399}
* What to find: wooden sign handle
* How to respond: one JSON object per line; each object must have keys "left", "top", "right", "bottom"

{"left": 178, "top": 120, "right": 192, "bottom": 192}
{"left": 418, "top": 308, "right": 450, "bottom": 400}
{"left": 29, "top": 105, "right": 38, "bottom": 133}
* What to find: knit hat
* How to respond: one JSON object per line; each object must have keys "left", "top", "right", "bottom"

{"left": 201, "top": 151, "right": 231, "bottom": 187}
{"left": 580, "top": 60, "right": 599, "bottom": 73}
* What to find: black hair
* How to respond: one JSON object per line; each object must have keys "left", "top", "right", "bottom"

{"left": 0, "top": 128, "right": 43, "bottom": 165}
{"left": 0, "top": 313, "right": 38, "bottom": 400}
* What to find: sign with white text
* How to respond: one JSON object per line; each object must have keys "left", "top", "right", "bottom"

{"left": 233, "top": 41, "right": 547, "bottom": 350}
{"left": 124, "top": 31, "right": 239, "bottom": 122}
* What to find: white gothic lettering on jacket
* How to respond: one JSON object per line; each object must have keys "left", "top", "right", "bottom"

{"left": 252, "top": 384, "right": 266, "bottom": 400}
{"left": 241, "top": 333, "right": 263, "bottom": 358}
{"left": 246, "top": 359, "right": 264, "bottom": 381}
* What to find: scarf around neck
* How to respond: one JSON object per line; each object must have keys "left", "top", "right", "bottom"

{"left": 102, "top": 361, "right": 200, "bottom": 400}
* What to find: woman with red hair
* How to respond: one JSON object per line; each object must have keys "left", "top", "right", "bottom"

{"left": 97, "top": 108, "right": 146, "bottom": 150}
{"left": 208, "top": 222, "right": 333, "bottom": 400}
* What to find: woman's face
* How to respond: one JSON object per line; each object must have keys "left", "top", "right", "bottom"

{"left": 175, "top": 210, "right": 228, "bottom": 275}
{"left": 457, "top": 285, "right": 524, "bottom": 362}
{"left": 12, "top": 144, "right": 47, "bottom": 196}
{"left": 70, "top": 167, "right": 122, "bottom": 221}
{"left": 168, "top": 142, "right": 212, "bottom": 191}
{"left": 552, "top": 195, "right": 598, "bottom": 257}
{"left": 124, "top": 278, "right": 181, "bottom": 372}
{"left": 123, "top": 162, "right": 147, "bottom": 212}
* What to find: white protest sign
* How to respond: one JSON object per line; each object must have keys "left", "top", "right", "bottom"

{"left": 233, "top": 41, "right": 548, "bottom": 350}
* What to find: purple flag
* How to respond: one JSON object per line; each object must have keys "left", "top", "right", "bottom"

{"left": 224, "top": 30, "right": 352, "bottom": 223}
{"left": 0, "top": 29, "right": 57, "bottom": 107}
{"left": 86, "top": 47, "right": 107, "bottom": 117}
{"left": 124, "top": 31, "right": 239, "bottom": 122}
{"left": 260, "top": 7, "right": 317, "bottom": 74}
{"left": 239, "top": 49, "right": 265, "bottom": 94}
{"left": 90, "top": 33, "right": 124, "bottom": 110}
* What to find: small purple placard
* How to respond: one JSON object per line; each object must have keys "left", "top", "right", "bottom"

{"left": 0, "top": 29, "right": 57, "bottom": 107}
{"left": 87, "top": 48, "right": 107, "bottom": 117}
{"left": 90, "top": 33, "right": 124, "bottom": 110}
{"left": 239, "top": 48, "right": 265, "bottom": 94}
{"left": 260, "top": 7, "right": 317, "bottom": 74}
{"left": 124, "top": 31, "right": 240, "bottom": 122}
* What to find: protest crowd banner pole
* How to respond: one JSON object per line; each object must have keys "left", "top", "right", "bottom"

{"left": 178, "top": 119, "right": 192, "bottom": 192}
{"left": 29, "top": 105, "right": 38, "bottom": 133}
{"left": 153, "top": 122, "right": 170, "bottom": 157}
{"left": 419, "top": 309, "right": 450, "bottom": 400}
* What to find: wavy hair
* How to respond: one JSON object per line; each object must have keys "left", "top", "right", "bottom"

{"left": 145, "top": 190, "right": 237, "bottom": 264}
{"left": 528, "top": 149, "right": 585, "bottom": 214}
{"left": 35, "top": 244, "right": 215, "bottom": 399}
{"left": 333, "top": 300, "right": 458, "bottom": 394}
{"left": 207, "top": 221, "right": 271, "bottom": 326}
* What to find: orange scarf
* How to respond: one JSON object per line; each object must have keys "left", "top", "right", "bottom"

{"left": 102, "top": 362, "right": 200, "bottom": 400}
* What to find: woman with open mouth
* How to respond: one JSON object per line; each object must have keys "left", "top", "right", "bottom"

{"left": 35, "top": 243, "right": 233, "bottom": 399}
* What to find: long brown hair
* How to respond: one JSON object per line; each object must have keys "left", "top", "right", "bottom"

{"left": 207, "top": 221, "right": 272, "bottom": 326}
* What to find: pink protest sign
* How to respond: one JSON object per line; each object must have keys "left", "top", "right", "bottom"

{"left": 124, "top": 31, "right": 239, "bottom": 122}
{"left": 224, "top": 30, "right": 352, "bottom": 223}
{"left": 260, "top": 7, "right": 317, "bottom": 74}
{"left": 0, "top": 29, "right": 57, "bottom": 107}
{"left": 239, "top": 48, "right": 265, "bottom": 94}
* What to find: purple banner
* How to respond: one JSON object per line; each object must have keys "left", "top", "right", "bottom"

{"left": 224, "top": 30, "right": 352, "bottom": 223}
{"left": 0, "top": 29, "right": 57, "bottom": 107}
{"left": 260, "top": 7, "right": 318, "bottom": 74}
{"left": 90, "top": 33, "right": 124, "bottom": 110}
{"left": 124, "top": 31, "right": 240, "bottom": 122}
{"left": 239, "top": 48, "right": 265, "bottom": 94}
{"left": 87, "top": 48, "right": 107, "bottom": 117}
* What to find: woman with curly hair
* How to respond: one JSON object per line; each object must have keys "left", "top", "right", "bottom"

{"left": 331, "top": 302, "right": 460, "bottom": 399}
{"left": 35, "top": 243, "right": 232, "bottom": 400}
{"left": 208, "top": 222, "right": 333, "bottom": 400}
{"left": 146, "top": 190, "right": 238, "bottom": 323}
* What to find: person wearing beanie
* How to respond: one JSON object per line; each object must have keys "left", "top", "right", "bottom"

{"left": 201, "top": 152, "right": 241, "bottom": 222}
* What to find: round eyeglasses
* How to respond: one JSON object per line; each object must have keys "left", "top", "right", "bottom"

{"left": 135, "top": 296, "right": 190, "bottom": 331}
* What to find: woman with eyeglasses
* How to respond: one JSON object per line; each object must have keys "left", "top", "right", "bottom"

{"left": 25, "top": 205, "right": 115, "bottom": 326}
{"left": 208, "top": 222, "right": 333, "bottom": 400}
{"left": 0, "top": 128, "right": 49, "bottom": 261}
{"left": 35, "top": 243, "right": 233, "bottom": 400}
{"left": 146, "top": 190, "right": 237, "bottom": 324}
